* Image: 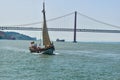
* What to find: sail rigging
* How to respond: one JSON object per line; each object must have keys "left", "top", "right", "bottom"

{"left": 42, "top": 2, "right": 51, "bottom": 47}
{"left": 29, "top": 2, "right": 55, "bottom": 55}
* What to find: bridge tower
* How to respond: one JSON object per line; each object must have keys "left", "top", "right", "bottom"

{"left": 73, "top": 11, "right": 77, "bottom": 43}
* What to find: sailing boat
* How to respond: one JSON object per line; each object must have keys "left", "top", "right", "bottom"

{"left": 29, "top": 2, "right": 55, "bottom": 55}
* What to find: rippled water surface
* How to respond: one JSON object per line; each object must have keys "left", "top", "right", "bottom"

{"left": 0, "top": 40, "right": 120, "bottom": 80}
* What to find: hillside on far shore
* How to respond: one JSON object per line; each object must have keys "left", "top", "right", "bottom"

{"left": 0, "top": 31, "right": 36, "bottom": 40}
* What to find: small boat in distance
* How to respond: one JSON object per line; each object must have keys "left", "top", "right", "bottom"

{"left": 56, "top": 38, "right": 65, "bottom": 42}
{"left": 29, "top": 2, "right": 55, "bottom": 55}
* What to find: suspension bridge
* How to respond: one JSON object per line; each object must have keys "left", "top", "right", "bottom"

{"left": 0, "top": 11, "right": 120, "bottom": 42}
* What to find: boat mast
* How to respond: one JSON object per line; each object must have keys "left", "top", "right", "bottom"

{"left": 42, "top": 2, "right": 51, "bottom": 47}
{"left": 42, "top": 2, "right": 46, "bottom": 25}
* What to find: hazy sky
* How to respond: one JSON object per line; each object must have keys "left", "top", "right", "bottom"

{"left": 0, "top": 0, "right": 120, "bottom": 42}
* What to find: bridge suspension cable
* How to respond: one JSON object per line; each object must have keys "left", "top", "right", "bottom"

{"left": 1, "top": 11, "right": 120, "bottom": 30}
{"left": 4, "top": 12, "right": 74, "bottom": 27}
{"left": 78, "top": 12, "right": 120, "bottom": 29}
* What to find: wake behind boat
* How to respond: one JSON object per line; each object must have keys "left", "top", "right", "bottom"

{"left": 29, "top": 2, "right": 55, "bottom": 55}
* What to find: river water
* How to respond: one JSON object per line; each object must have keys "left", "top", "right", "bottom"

{"left": 0, "top": 40, "right": 120, "bottom": 80}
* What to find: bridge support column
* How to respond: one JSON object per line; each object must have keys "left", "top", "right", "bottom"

{"left": 73, "top": 11, "right": 77, "bottom": 43}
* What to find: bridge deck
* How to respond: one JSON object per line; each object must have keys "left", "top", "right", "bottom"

{"left": 0, "top": 27, "right": 120, "bottom": 33}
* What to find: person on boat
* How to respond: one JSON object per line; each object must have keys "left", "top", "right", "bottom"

{"left": 30, "top": 41, "right": 35, "bottom": 47}
{"left": 34, "top": 43, "right": 37, "bottom": 47}
{"left": 37, "top": 46, "right": 42, "bottom": 52}
{"left": 46, "top": 45, "right": 50, "bottom": 48}
{"left": 51, "top": 42, "right": 55, "bottom": 50}
{"left": 30, "top": 41, "right": 37, "bottom": 49}
{"left": 45, "top": 42, "right": 55, "bottom": 50}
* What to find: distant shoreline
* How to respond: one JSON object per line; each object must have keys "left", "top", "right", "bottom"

{"left": 0, "top": 31, "right": 36, "bottom": 40}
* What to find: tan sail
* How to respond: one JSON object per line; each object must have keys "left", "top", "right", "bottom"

{"left": 42, "top": 2, "right": 51, "bottom": 47}
{"left": 29, "top": 2, "right": 55, "bottom": 54}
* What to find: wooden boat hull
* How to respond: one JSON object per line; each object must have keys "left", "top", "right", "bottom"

{"left": 29, "top": 46, "right": 55, "bottom": 55}
{"left": 41, "top": 48, "right": 55, "bottom": 55}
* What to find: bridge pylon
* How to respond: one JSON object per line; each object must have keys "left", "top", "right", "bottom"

{"left": 73, "top": 11, "right": 77, "bottom": 43}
